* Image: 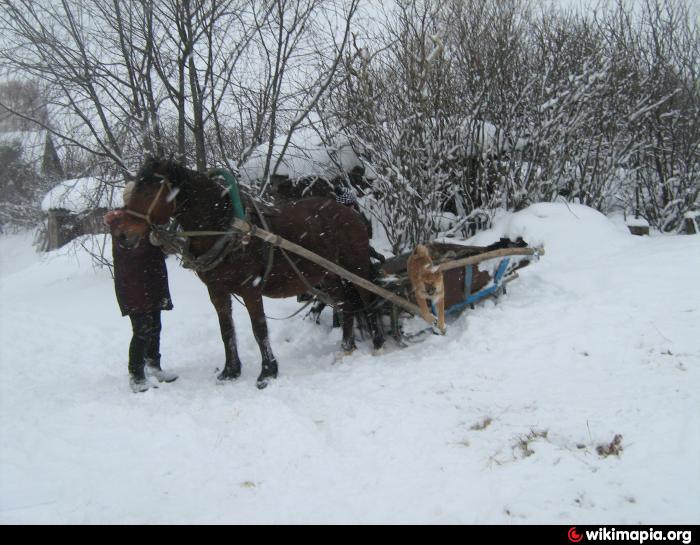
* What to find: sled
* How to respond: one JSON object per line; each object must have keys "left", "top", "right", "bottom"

{"left": 376, "top": 239, "right": 543, "bottom": 343}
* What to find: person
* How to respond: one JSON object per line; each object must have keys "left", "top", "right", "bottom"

{"left": 304, "top": 186, "right": 387, "bottom": 327}
{"left": 103, "top": 208, "right": 178, "bottom": 393}
{"left": 334, "top": 186, "right": 385, "bottom": 264}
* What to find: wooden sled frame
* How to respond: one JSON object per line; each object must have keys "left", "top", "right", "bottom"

{"left": 380, "top": 241, "right": 544, "bottom": 343}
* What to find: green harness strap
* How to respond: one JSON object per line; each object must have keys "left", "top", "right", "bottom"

{"left": 208, "top": 167, "right": 277, "bottom": 291}
{"left": 208, "top": 167, "right": 246, "bottom": 220}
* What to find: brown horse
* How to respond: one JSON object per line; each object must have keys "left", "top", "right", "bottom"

{"left": 115, "top": 158, "right": 384, "bottom": 388}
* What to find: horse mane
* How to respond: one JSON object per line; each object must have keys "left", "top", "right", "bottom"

{"left": 136, "top": 156, "right": 200, "bottom": 188}
{"left": 137, "top": 157, "right": 286, "bottom": 224}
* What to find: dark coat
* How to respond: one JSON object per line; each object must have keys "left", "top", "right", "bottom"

{"left": 111, "top": 228, "right": 173, "bottom": 317}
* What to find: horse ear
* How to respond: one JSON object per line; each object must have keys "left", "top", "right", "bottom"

{"left": 166, "top": 159, "right": 187, "bottom": 187}
{"left": 144, "top": 156, "right": 172, "bottom": 185}
{"left": 135, "top": 156, "right": 154, "bottom": 183}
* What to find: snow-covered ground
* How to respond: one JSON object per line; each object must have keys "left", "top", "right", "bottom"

{"left": 1, "top": 203, "right": 698, "bottom": 524}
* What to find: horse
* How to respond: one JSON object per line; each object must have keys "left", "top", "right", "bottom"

{"left": 114, "top": 157, "right": 384, "bottom": 388}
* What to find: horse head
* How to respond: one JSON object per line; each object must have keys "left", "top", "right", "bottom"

{"left": 115, "top": 157, "right": 182, "bottom": 247}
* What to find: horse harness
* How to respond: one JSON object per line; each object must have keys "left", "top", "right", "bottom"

{"left": 123, "top": 176, "right": 174, "bottom": 226}
{"left": 130, "top": 172, "right": 338, "bottom": 308}
{"left": 147, "top": 195, "right": 269, "bottom": 275}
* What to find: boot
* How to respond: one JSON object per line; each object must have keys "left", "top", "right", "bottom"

{"left": 145, "top": 357, "right": 178, "bottom": 383}
{"left": 129, "top": 375, "right": 157, "bottom": 393}
{"left": 129, "top": 357, "right": 156, "bottom": 393}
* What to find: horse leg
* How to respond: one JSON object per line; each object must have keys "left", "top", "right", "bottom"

{"left": 337, "top": 280, "right": 358, "bottom": 353}
{"left": 340, "top": 303, "right": 357, "bottom": 353}
{"left": 207, "top": 286, "right": 242, "bottom": 381}
{"left": 241, "top": 292, "right": 278, "bottom": 389}
{"left": 356, "top": 286, "right": 385, "bottom": 351}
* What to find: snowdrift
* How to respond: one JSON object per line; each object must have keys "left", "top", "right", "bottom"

{"left": 1, "top": 204, "right": 698, "bottom": 523}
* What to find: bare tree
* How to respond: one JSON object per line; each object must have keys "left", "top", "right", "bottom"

{"left": 0, "top": 0, "right": 163, "bottom": 176}
{"left": 0, "top": 79, "right": 49, "bottom": 131}
{"left": 1, "top": 0, "right": 360, "bottom": 176}
{"left": 2, "top": 0, "right": 696, "bottom": 244}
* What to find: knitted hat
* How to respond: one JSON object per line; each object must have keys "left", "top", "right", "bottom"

{"left": 335, "top": 186, "right": 356, "bottom": 205}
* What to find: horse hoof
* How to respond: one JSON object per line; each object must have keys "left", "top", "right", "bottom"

{"left": 333, "top": 349, "right": 355, "bottom": 364}
{"left": 216, "top": 370, "right": 240, "bottom": 382}
{"left": 256, "top": 373, "right": 277, "bottom": 390}
{"left": 340, "top": 342, "right": 357, "bottom": 355}
{"left": 372, "top": 347, "right": 384, "bottom": 357}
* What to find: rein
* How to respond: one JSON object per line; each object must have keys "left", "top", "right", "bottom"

{"left": 150, "top": 223, "right": 243, "bottom": 273}
{"left": 152, "top": 218, "right": 338, "bottom": 309}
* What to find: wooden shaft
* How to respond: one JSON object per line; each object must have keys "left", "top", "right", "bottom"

{"left": 231, "top": 218, "right": 429, "bottom": 322}
{"left": 436, "top": 246, "right": 544, "bottom": 273}
{"left": 174, "top": 221, "right": 542, "bottom": 326}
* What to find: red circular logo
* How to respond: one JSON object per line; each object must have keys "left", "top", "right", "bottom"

{"left": 568, "top": 527, "right": 584, "bottom": 543}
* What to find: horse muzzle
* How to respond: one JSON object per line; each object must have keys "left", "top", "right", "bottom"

{"left": 115, "top": 228, "right": 145, "bottom": 249}
{"left": 105, "top": 209, "right": 149, "bottom": 248}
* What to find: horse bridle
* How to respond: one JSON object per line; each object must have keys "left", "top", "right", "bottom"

{"left": 124, "top": 175, "right": 176, "bottom": 226}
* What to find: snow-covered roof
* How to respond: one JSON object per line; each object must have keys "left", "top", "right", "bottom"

{"left": 238, "top": 129, "right": 369, "bottom": 183}
{"left": 41, "top": 177, "right": 123, "bottom": 213}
